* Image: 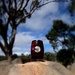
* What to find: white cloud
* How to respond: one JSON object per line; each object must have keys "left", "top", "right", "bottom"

{"left": 24, "top": 1, "right": 72, "bottom": 32}
{"left": 20, "top": 1, "right": 72, "bottom": 33}
{"left": 13, "top": 47, "right": 22, "bottom": 51}
{"left": 62, "top": 15, "right": 73, "bottom": 25}
{"left": 24, "top": 2, "right": 59, "bottom": 31}
{"left": 15, "top": 32, "right": 35, "bottom": 46}
{"left": 13, "top": 47, "right": 30, "bottom": 55}
{"left": 13, "top": 32, "right": 50, "bottom": 55}
{"left": 36, "top": 2, "right": 58, "bottom": 17}
{"left": 15, "top": 32, "right": 49, "bottom": 46}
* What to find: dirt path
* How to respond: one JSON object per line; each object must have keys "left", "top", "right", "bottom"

{"left": 8, "top": 61, "right": 74, "bottom": 75}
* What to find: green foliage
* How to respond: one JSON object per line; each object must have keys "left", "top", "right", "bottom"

{"left": 20, "top": 52, "right": 56, "bottom": 63}
{"left": 0, "top": 55, "right": 6, "bottom": 61}
{"left": 44, "top": 52, "right": 56, "bottom": 61}
{"left": 53, "top": 20, "right": 68, "bottom": 35}
{"left": 11, "top": 54, "right": 18, "bottom": 60}
{"left": 32, "top": 0, "right": 40, "bottom": 8}
{"left": 46, "top": 1, "right": 75, "bottom": 67}
{"left": 20, "top": 54, "right": 31, "bottom": 64}
{"left": 46, "top": 20, "right": 75, "bottom": 50}
{"left": 46, "top": 20, "right": 75, "bottom": 66}
{"left": 57, "top": 49, "right": 75, "bottom": 67}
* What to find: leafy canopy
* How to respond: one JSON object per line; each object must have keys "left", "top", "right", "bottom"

{"left": 46, "top": 20, "right": 75, "bottom": 50}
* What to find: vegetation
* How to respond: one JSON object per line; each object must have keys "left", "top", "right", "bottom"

{"left": 46, "top": 20, "right": 75, "bottom": 51}
{"left": 44, "top": 52, "right": 56, "bottom": 61}
{"left": 0, "top": 55, "right": 6, "bottom": 61}
{"left": 20, "top": 52, "right": 56, "bottom": 63}
{"left": 46, "top": 20, "right": 75, "bottom": 66}
{"left": 57, "top": 49, "right": 75, "bottom": 67}
{"left": 46, "top": 0, "right": 75, "bottom": 67}
{"left": 20, "top": 54, "right": 31, "bottom": 64}
{"left": 0, "top": 52, "right": 56, "bottom": 63}
{"left": 0, "top": 54, "right": 18, "bottom": 61}
{"left": 11, "top": 54, "right": 18, "bottom": 60}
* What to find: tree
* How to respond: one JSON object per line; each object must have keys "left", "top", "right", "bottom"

{"left": 46, "top": 20, "right": 75, "bottom": 65}
{"left": 0, "top": 0, "right": 55, "bottom": 62}
{"left": 46, "top": 0, "right": 75, "bottom": 53}
{"left": 46, "top": 0, "right": 75, "bottom": 66}
{"left": 20, "top": 53, "right": 31, "bottom": 63}
{"left": 57, "top": 49, "right": 75, "bottom": 67}
{"left": 46, "top": 20, "right": 75, "bottom": 51}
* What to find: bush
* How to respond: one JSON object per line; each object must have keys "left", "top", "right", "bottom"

{"left": 12, "top": 54, "right": 18, "bottom": 60}
{"left": 20, "top": 54, "right": 31, "bottom": 64}
{"left": 57, "top": 49, "right": 75, "bottom": 67}
{"left": 0, "top": 56, "right": 6, "bottom": 61}
{"left": 44, "top": 52, "right": 56, "bottom": 61}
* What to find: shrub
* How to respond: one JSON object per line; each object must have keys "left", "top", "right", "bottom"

{"left": 44, "top": 52, "right": 56, "bottom": 61}
{"left": 12, "top": 54, "right": 18, "bottom": 60}
{"left": 20, "top": 54, "right": 31, "bottom": 64}
{"left": 0, "top": 56, "right": 6, "bottom": 61}
{"left": 57, "top": 49, "right": 75, "bottom": 67}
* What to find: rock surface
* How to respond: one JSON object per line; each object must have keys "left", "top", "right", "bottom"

{"left": 8, "top": 61, "right": 74, "bottom": 75}
{"left": 70, "top": 63, "right": 75, "bottom": 75}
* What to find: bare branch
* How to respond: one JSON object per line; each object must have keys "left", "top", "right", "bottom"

{"left": 2, "top": 0, "right": 9, "bottom": 14}
{"left": 21, "top": 0, "right": 30, "bottom": 15}
{"left": 18, "top": 0, "right": 24, "bottom": 10}
{"left": 14, "top": 0, "right": 17, "bottom": 9}
{"left": 24, "top": 0, "right": 29, "bottom": 8}
{"left": 38, "top": 0, "right": 56, "bottom": 8}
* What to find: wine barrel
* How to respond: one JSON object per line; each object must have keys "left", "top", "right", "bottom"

{"left": 31, "top": 40, "right": 44, "bottom": 60}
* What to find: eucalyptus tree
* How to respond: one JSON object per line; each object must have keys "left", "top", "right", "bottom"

{"left": 46, "top": 0, "right": 75, "bottom": 53}
{"left": 0, "top": 0, "right": 55, "bottom": 61}
{"left": 46, "top": 20, "right": 75, "bottom": 65}
{"left": 46, "top": 20, "right": 75, "bottom": 52}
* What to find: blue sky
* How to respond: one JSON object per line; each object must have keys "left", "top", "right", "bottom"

{"left": 0, "top": 0, "right": 73, "bottom": 55}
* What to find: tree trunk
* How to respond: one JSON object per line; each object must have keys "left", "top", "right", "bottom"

{"left": 6, "top": 52, "right": 12, "bottom": 64}
{"left": 3, "top": 28, "right": 16, "bottom": 63}
{"left": 0, "top": 42, "right": 12, "bottom": 63}
{"left": 5, "top": 28, "right": 16, "bottom": 63}
{"left": 4, "top": 47, "right": 12, "bottom": 63}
